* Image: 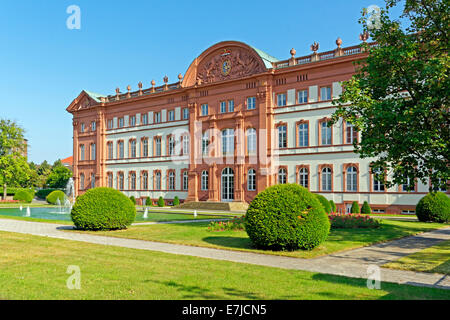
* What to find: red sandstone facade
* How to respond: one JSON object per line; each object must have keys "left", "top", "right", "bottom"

{"left": 67, "top": 39, "right": 447, "bottom": 213}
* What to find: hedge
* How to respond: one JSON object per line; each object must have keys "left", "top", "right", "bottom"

{"left": 329, "top": 200, "right": 337, "bottom": 213}
{"left": 245, "top": 184, "right": 330, "bottom": 251}
{"left": 315, "top": 194, "right": 332, "bottom": 214}
{"left": 46, "top": 190, "right": 66, "bottom": 205}
{"left": 71, "top": 187, "right": 136, "bottom": 230}
{"left": 36, "top": 189, "right": 59, "bottom": 200}
{"left": 6, "top": 188, "right": 35, "bottom": 197}
{"left": 416, "top": 192, "right": 450, "bottom": 223}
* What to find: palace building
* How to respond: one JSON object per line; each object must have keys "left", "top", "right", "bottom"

{"left": 67, "top": 38, "right": 440, "bottom": 214}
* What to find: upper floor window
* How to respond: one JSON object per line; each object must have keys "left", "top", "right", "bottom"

{"left": 118, "top": 141, "right": 124, "bottom": 159}
{"left": 168, "top": 110, "right": 175, "bottom": 122}
{"left": 155, "top": 171, "right": 161, "bottom": 190}
{"left": 142, "top": 172, "right": 148, "bottom": 190}
{"left": 107, "top": 173, "right": 113, "bottom": 188}
{"left": 90, "top": 121, "right": 95, "bottom": 132}
{"left": 222, "top": 129, "right": 235, "bottom": 155}
{"left": 183, "top": 108, "right": 189, "bottom": 120}
{"left": 321, "top": 121, "right": 332, "bottom": 145}
{"left": 130, "top": 116, "right": 136, "bottom": 127}
{"left": 220, "top": 101, "right": 227, "bottom": 113}
{"left": 118, "top": 118, "right": 124, "bottom": 128}
{"left": 346, "top": 166, "right": 358, "bottom": 192}
{"left": 277, "top": 93, "right": 286, "bottom": 107}
{"left": 247, "top": 97, "right": 256, "bottom": 110}
{"left": 79, "top": 144, "right": 85, "bottom": 161}
{"left": 154, "top": 112, "right": 161, "bottom": 123}
{"left": 168, "top": 136, "right": 175, "bottom": 156}
{"left": 107, "top": 119, "right": 113, "bottom": 129}
{"left": 142, "top": 138, "right": 149, "bottom": 157}
{"left": 91, "top": 173, "right": 96, "bottom": 189}
{"left": 402, "top": 176, "right": 416, "bottom": 192}
{"left": 182, "top": 135, "right": 189, "bottom": 155}
{"left": 247, "top": 128, "right": 257, "bottom": 155}
{"left": 202, "top": 132, "right": 210, "bottom": 156}
{"left": 155, "top": 137, "right": 162, "bottom": 156}
{"left": 321, "top": 167, "right": 332, "bottom": 191}
{"left": 228, "top": 100, "right": 234, "bottom": 112}
{"left": 248, "top": 169, "right": 256, "bottom": 191}
{"left": 298, "top": 122, "right": 308, "bottom": 147}
{"left": 129, "top": 140, "right": 136, "bottom": 158}
{"left": 130, "top": 172, "right": 136, "bottom": 190}
{"left": 201, "top": 104, "right": 208, "bottom": 116}
{"left": 90, "top": 143, "right": 96, "bottom": 160}
{"left": 118, "top": 172, "right": 124, "bottom": 190}
{"left": 320, "top": 86, "right": 331, "bottom": 101}
{"left": 278, "top": 125, "right": 287, "bottom": 148}
{"left": 107, "top": 142, "right": 113, "bottom": 159}
{"left": 346, "top": 122, "right": 357, "bottom": 144}
{"left": 298, "top": 90, "right": 308, "bottom": 104}
{"left": 80, "top": 123, "right": 85, "bottom": 133}
{"left": 142, "top": 113, "right": 148, "bottom": 125}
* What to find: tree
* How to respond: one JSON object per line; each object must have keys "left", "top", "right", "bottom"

{"left": 331, "top": 0, "right": 449, "bottom": 192}
{"left": 351, "top": 202, "right": 360, "bottom": 214}
{"left": 0, "top": 119, "right": 29, "bottom": 200}
{"left": 46, "top": 163, "right": 72, "bottom": 189}
{"left": 361, "top": 201, "right": 372, "bottom": 214}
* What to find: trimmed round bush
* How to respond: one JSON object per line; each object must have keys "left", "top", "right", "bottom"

{"left": 245, "top": 184, "right": 330, "bottom": 251}
{"left": 351, "top": 201, "right": 360, "bottom": 214}
{"left": 145, "top": 197, "right": 152, "bottom": 206}
{"left": 71, "top": 187, "right": 136, "bottom": 230}
{"left": 173, "top": 196, "right": 180, "bottom": 206}
{"left": 13, "top": 190, "right": 34, "bottom": 203}
{"left": 315, "top": 194, "right": 332, "bottom": 214}
{"left": 361, "top": 201, "right": 372, "bottom": 214}
{"left": 416, "top": 192, "right": 450, "bottom": 223}
{"left": 157, "top": 196, "right": 165, "bottom": 207}
{"left": 46, "top": 190, "right": 66, "bottom": 205}
{"left": 329, "top": 200, "right": 337, "bottom": 213}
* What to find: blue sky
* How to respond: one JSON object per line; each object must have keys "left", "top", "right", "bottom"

{"left": 0, "top": 0, "right": 404, "bottom": 164}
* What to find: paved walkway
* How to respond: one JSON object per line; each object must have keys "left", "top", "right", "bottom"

{"left": 0, "top": 219, "right": 448, "bottom": 290}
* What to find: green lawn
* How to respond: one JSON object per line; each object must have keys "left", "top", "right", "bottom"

{"left": 67, "top": 219, "right": 448, "bottom": 259}
{"left": 0, "top": 203, "right": 52, "bottom": 208}
{"left": 383, "top": 240, "right": 450, "bottom": 275}
{"left": 0, "top": 230, "right": 448, "bottom": 300}
{"left": 0, "top": 215, "right": 72, "bottom": 225}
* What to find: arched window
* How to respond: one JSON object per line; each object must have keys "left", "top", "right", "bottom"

{"left": 130, "top": 172, "right": 136, "bottom": 190}
{"left": 248, "top": 169, "right": 256, "bottom": 191}
{"left": 107, "top": 172, "right": 113, "bottom": 188}
{"left": 346, "top": 166, "right": 357, "bottom": 192}
{"left": 118, "top": 141, "right": 124, "bottom": 159}
{"left": 182, "top": 135, "right": 189, "bottom": 155}
{"left": 118, "top": 172, "right": 124, "bottom": 190}
{"left": 201, "top": 170, "right": 209, "bottom": 190}
{"left": 321, "top": 121, "right": 332, "bottom": 145}
{"left": 346, "top": 122, "right": 357, "bottom": 144}
{"left": 79, "top": 144, "right": 85, "bottom": 161}
{"left": 299, "top": 167, "right": 308, "bottom": 188}
{"left": 91, "top": 143, "right": 96, "bottom": 160}
{"left": 142, "top": 172, "right": 148, "bottom": 190}
{"left": 278, "top": 168, "right": 287, "bottom": 184}
{"left": 298, "top": 122, "right": 309, "bottom": 147}
{"left": 321, "top": 167, "right": 332, "bottom": 191}
{"left": 168, "top": 171, "right": 175, "bottom": 190}
{"left": 247, "top": 128, "right": 257, "bottom": 154}
{"left": 107, "top": 142, "right": 113, "bottom": 159}
{"left": 155, "top": 171, "right": 161, "bottom": 190}
{"left": 91, "top": 173, "right": 95, "bottom": 189}
{"left": 129, "top": 140, "right": 136, "bottom": 158}
{"left": 142, "top": 138, "right": 149, "bottom": 157}
{"left": 222, "top": 129, "right": 235, "bottom": 155}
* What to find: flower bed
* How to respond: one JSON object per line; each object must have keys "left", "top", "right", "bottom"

{"left": 328, "top": 213, "right": 380, "bottom": 229}
{"left": 208, "top": 216, "right": 245, "bottom": 232}
{"left": 0, "top": 200, "right": 20, "bottom": 203}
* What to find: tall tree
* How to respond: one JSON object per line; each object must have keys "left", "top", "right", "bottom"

{"left": 46, "top": 161, "right": 72, "bottom": 189}
{"left": 0, "top": 119, "right": 30, "bottom": 199}
{"left": 331, "top": 0, "right": 449, "bottom": 191}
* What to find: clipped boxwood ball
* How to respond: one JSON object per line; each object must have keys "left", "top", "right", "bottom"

{"left": 71, "top": 187, "right": 136, "bottom": 230}
{"left": 46, "top": 190, "right": 66, "bottom": 205}
{"left": 245, "top": 184, "right": 330, "bottom": 251}
{"left": 13, "top": 190, "right": 34, "bottom": 203}
{"left": 315, "top": 194, "right": 332, "bottom": 214}
{"left": 416, "top": 192, "right": 450, "bottom": 223}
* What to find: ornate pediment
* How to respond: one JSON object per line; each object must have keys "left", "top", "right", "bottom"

{"left": 195, "top": 47, "right": 266, "bottom": 85}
